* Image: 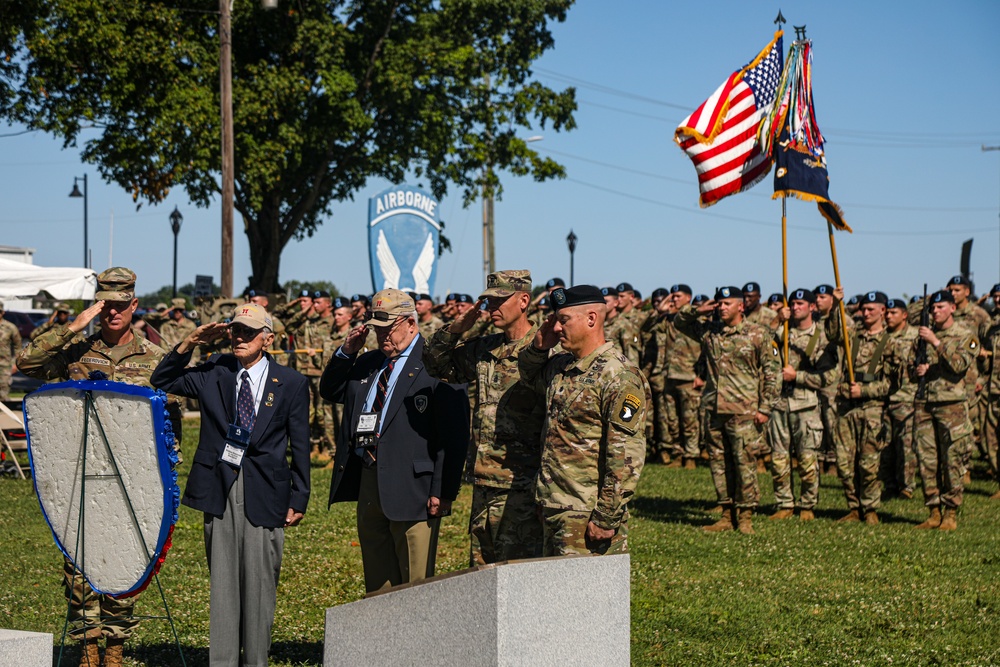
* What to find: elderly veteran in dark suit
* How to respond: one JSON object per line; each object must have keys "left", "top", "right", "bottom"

{"left": 320, "top": 288, "right": 468, "bottom": 594}
{"left": 151, "top": 303, "right": 310, "bottom": 667}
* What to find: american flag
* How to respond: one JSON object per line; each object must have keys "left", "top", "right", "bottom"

{"left": 675, "top": 32, "right": 784, "bottom": 207}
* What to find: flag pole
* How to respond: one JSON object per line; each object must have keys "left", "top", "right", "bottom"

{"left": 827, "top": 220, "right": 855, "bottom": 383}
{"left": 781, "top": 197, "right": 789, "bottom": 364}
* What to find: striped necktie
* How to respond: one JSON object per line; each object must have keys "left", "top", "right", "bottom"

{"left": 373, "top": 357, "right": 397, "bottom": 413}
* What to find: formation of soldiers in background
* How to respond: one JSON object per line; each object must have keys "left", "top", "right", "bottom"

{"left": 7, "top": 272, "right": 998, "bottom": 537}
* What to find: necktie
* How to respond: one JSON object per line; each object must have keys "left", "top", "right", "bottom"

{"left": 373, "top": 357, "right": 397, "bottom": 413}
{"left": 237, "top": 370, "right": 256, "bottom": 432}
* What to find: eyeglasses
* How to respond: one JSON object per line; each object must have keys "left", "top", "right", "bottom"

{"left": 365, "top": 311, "right": 399, "bottom": 323}
{"left": 231, "top": 324, "right": 263, "bottom": 339}
{"left": 102, "top": 300, "right": 133, "bottom": 313}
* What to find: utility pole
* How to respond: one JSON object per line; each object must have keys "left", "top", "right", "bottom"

{"left": 219, "top": 0, "right": 234, "bottom": 297}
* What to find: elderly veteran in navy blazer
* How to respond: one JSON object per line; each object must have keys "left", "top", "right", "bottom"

{"left": 320, "top": 288, "right": 468, "bottom": 594}
{"left": 151, "top": 303, "right": 310, "bottom": 667}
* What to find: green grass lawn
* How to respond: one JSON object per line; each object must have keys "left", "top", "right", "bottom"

{"left": 1, "top": 418, "right": 998, "bottom": 666}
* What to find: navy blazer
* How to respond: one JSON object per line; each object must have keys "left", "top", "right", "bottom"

{"left": 319, "top": 336, "right": 468, "bottom": 522}
{"left": 151, "top": 349, "right": 311, "bottom": 529}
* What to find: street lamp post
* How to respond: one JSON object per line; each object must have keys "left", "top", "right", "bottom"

{"left": 170, "top": 207, "right": 184, "bottom": 297}
{"left": 68, "top": 174, "right": 88, "bottom": 268}
{"left": 566, "top": 229, "right": 577, "bottom": 287}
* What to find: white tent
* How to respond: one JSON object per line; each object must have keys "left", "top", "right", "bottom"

{"left": 0, "top": 257, "right": 97, "bottom": 301}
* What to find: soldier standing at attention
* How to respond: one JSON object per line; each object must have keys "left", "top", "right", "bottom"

{"left": 884, "top": 297, "right": 920, "bottom": 499}
{"left": 416, "top": 294, "right": 444, "bottom": 340}
{"left": 946, "top": 275, "right": 990, "bottom": 479}
{"left": 0, "top": 301, "right": 23, "bottom": 400}
{"left": 912, "top": 290, "right": 979, "bottom": 530}
{"left": 674, "top": 286, "right": 780, "bottom": 535}
{"left": 814, "top": 284, "right": 847, "bottom": 476}
{"left": 742, "top": 282, "right": 778, "bottom": 329}
{"left": 639, "top": 288, "right": 671, "bottom": 464}
{"left": 245, "top": 289, "right": 288, "bottom": 359}
{"left": 426, "top": 271, "right": 546, "bottom": 564}
{"left": 982, "top": 291, "right": 1000, "bottom": 498}
{"left": 519, "top": 285, "right": 648, "bottom": 556}
{"left": 16, "top": 268, "right": 167, "bottom": 667}
{"left": 833, "top": 291, "right": 891, "bottom": 525}
{"left": 768, "top": 289, "right": 839, "bottom": 521}
{"left": 308, "top": 291, "right": 336, "bottom": 462}
{"left": 31, "top": 302, "right": 74, "bottom": 340}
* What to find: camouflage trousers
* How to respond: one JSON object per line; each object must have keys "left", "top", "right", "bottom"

{"left": 834, "top": 402, "right": 887, "bottom": 512}
{"left": 915, "top": 401, "right": 971, "bottom": 508}
{"left": 767, "top": 405, "right": 822, "bottom": 510}
{"left": 0, "top": 363, "right": 11, "bottom": 400}
{"left": 968, "top": 392, "right": 983, "bottom": 467}
{"left": 645, "top": 374, "right": 669, "bottom": 460}
{"left": 63, "top": 557, "right": 137, "bottom": 640}
{"left": 306, "top": 375, "right": 335, "bottom": 453}
{"left": 469, "top": 485, "right": 543, "bottom": 566}
{"left": 541, "top": 508, "right": 628, "bottom": 557}
{"left": 664, "top": 378, "right": 702, "bottom": 459}
{"left": 818, "top": 393, "right": 838, "bottom": 464}
{"left": 882, "top": 403, "right": 918, "bottom": 496}
{"left": 705, "top": 412, "right": 764, "bottom": 509}
{"left": 982, "top": 394, "right": 1000, "bottom": 480}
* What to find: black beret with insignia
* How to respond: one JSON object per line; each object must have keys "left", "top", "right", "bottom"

{"left": 860, "top": 291, "right": 888, "bottom": 305}
{"left": 948, "top": 275, "right": 971, "bottom": 287}
{"left": 651, "top": 288, "right": 669, "bottom": 300}
{"left": 551, "top": 285, "right": 605, "bottom": 310}
{"left": 715, "top": 286, "right": 743, "bottom": 300}
{"left": 350, "top": 294, "right": 370, "bottom": 305}
{"left": 546, "top": 277, "right": 566, "bottom": 289}
{"left": 992, "top": 283, "right": 1000, "bottom": 295}
{"left": 790, "top": 288, "right": 816, "bottom": 304}
{"left": 692, "top": 294, "right": 710, "bottom": 305}
{"left": 767, "top": 293, "right": 783, "bottom": 305}
{"left": 633, "top": 289, "right": 642, "bottom": 300}
{"left": 670, "top": 283, "right": 693, "bottom": 295}
{"left": 848, "top": 294, "right": 862, "bottom": 305}
{"left": 299, "top": 289, "right": 312, "bottom": 298}
{"left": 332, "top": 297, "right": 349, "bottom": 309}
{"left": 600, "top": 286, "right": 619, "bottom": 297}
{"left": 456, "top": 294, "right": 474, "bottom": 303}
{"left": 814, "top": 284, "right": 835, "bottom": 295}
{"left": 417, "top": 293, "right": 433, "bottom": 303}
{"left": 616, "top": 282, "right": 634, "bottom": 293}
{"left": 886, "top": 298, "right": 907, "bottom": 310}
{"left": 931, "top": 290, "right": 955, "bottom": 304}
{"left": 742, "top": 281, "right": 761, "bottom": 294}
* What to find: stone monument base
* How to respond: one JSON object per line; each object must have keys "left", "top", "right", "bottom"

{"left": 324, "top": 554, "right": 630, "bottom": 666}
{"left": 0, "top": 629, "right": 52, "bottom": 667}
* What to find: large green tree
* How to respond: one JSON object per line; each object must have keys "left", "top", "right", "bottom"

{"left": 2, "top": 0, "right": 576, "bottom": 291}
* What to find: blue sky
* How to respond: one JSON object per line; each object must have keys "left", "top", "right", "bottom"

{"left": 2, "top": 0, "right": 999, "bottom": 301}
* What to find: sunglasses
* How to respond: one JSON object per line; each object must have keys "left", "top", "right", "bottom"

{"left": 364, "top": 311, "right": 400, "bottom": 323}
{"left": 231, "top": 324, "right": 263, "bottom": 339}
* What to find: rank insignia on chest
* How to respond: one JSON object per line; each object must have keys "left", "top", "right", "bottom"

{"left": 414, "top": 395, "right": 428, "bottom": 413}
{"left": 620, "top": 394, "right": 641, "bottom": 422}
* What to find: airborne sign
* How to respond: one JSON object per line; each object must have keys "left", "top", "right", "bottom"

{"left": 368, "top": 185, "right": 441, "bottom": 296}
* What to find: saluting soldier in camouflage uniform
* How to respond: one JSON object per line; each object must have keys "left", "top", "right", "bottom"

{"left": 674, "top": 286, "right": 780, "bottom": 535}
{"left": 0, "top": 301, "right": 22, "bottom": 400}
{"left": 602, "top": 286, "right": 640, "bottom": 367}
{"left": 292, "top": 290, "right": 335, "bottom": 460}
{"left": 426, "top": 270, "right": 546, "bottom": 565}
{"left": 833, "top": 291, "right": 892, "bottom": 525}
{"left": 768, "top": 289, "right": 840, "bottom": 521}
{"left": 31, "top": 302, "right": 74, "bottom": 340}
{"left": 883, "top": 297, "right": 920, "bottom": 499}
{"left": 911, "top": 290, "right": 979, "bottom": 530}
{"left": 16, "top": 267, "right": 169, "bottom": 667}
{"left": 664, "top": 284, "right": 704, "bottom": 469}
{"left": 157, "top": 298, "right": 196, "bottom": 350}
{"left": 519, "top": 285, "right": 648, "bottom": 556}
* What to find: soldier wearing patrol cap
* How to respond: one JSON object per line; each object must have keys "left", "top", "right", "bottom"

{"left": 17, "top": 267, "right": 173, "bottom": 667}
{"left": 742, "top": 281, "right": 777, "bottom": 329}
{"left": 426, "top": 270, "right": 546, "bottom": 564}
{"left": 768, "top": 288, "right": 840, "bottom": 521}
{"left": 911, "top": 290, "right": 980, "bottom": 530}
{"left": 157, "top": 297, "right": 196, "bottom": 350}
{"left": 31, "top": 302, "right": 75, "bottom": 341}
{"left": 832, "top": 290, "right": 891, "bottom": 524}
{"left": 674, "top": 286, "right": 781, "bottom": 535}
{"left": 520, "top": 285, "right": 648, "bottom": 555}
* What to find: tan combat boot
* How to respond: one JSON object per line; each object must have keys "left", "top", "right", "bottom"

{"left": 78, "top": 639, "right": 100, "bottom": 667}
{"left": 937, "top": 507, "right": 958, "bottom": 531}
{"left": 799, "top": 509, "right": 815, "bottom": 522}
{"left": 104, "top": 638, "right": 126, "bottom": 667}
{"left": 989, "top": 489, "right": 1000, "bottom": 500}
{"left": 658, "top": 451, "right": 672, "bottom": 465}
{"left": 683, "top": 457, "right": 697, "bottom": 470}
{"left": 769, "top": 508, "right": 794, "bottom": 520}
{"left": 737, "top": 509, "right": 755, "bottom": 535}
{"left": 703, "top": 508, "right": 735, "bottom": 532}
{"left": 864, "top": 511, "right": 879, "bottom": 525}
{"left": 836, "top": 509, "right": 861, "bottom": 523}
{"left": 915, "top": 507, "right": 941, "bottom": 529}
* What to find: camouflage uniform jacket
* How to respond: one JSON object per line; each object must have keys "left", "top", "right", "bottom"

{"left": 744, "top": 304, "right": 777, "bottom": 329}
{"left": 604, "top": 313, "right": 639, "bottom": 367}
{"left": 30, "top": 320, "right": 68, "bottom": 341}
{"left": 954, "top": 301, "right": 991, "bottom": 341}
{"left": 886, "top": 324, "right": 919, "bottom": 405}
{"left": 284, "top": 312, "right": 332, "bottom": 376}
{"left": 838, "top": 327, "right": 891, "bottom": 406}
{"left": 158, "top": 317, "right": 196, "bottom": 350}
{"left": 985, "top": 325, "right": 1000, "bottom": 396}
{"left": 426, "top": 323, "right": 544, "bottom": 490}
{"left": 639, "top": 313, "right": 667, "bottom": 378}
{"left": 909, "top": 322, "right": 979, "bottom": 403}
{"left": 815, "top": 309, "right": 850, "bottom": 400}
{"left": 17, "top": 326, "right": 165, "bottom": 387}
{"left": 0, "top": 319, "right": 22, "bottom": 366}
{"left": 664, "top": 317, "right": 702, "bottom": 382}
{"left": 776, "top": 320, "right": 840, "bottom": 412}
{"left": 417, "top": 315, "right": 445, "bottom": 342}
{"left": 674, "top": 306, "right": 780, "bottom": 416}
{"left": 518, "top": 342, "right": 649, "bottom": 530}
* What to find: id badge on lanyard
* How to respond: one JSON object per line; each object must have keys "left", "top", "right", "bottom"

{"left": 221, "top": 423, "right": 251, "bottom": 468}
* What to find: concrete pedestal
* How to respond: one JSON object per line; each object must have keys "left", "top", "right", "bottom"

{"left": 324, "top": 554, "right": 630, "bottom": 666}
{"left": 0, "top": 629, "right": 52, "bottom": 667}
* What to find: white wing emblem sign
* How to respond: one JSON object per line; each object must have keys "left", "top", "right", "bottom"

{"left": 368, "top": 185, "right": 441, "bottom": 295}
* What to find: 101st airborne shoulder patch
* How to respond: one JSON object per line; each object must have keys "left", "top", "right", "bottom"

{"left": 969, "top": 338, "right": 979, "bottom": 353}
{"left": 619, "top": 393, "right": 641, "bottom": 423}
